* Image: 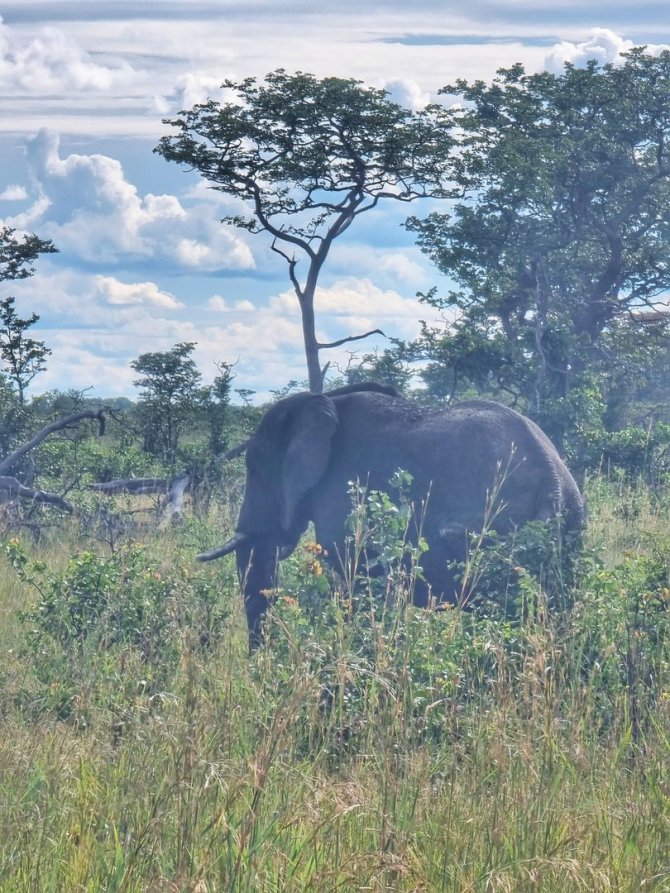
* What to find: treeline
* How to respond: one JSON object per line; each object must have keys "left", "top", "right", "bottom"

{"left": 3, "top": 49, "right": 670, "bottom": 524}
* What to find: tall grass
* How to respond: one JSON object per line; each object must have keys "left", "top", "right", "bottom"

{"left": 0, "top": 476, "right": 668, "bottom": 892}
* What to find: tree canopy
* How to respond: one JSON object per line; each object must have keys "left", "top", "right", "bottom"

{"left": 406, "top": 49, "right": 670, "bottom": 447}
{"left": 155, "top": 69, "right": 454, "bottom": 391}
{"left": 0, "top": 227, "right": 57, "bottom": 451}
{"left": 131, "top": 342, "right": 203, "bottom": 466}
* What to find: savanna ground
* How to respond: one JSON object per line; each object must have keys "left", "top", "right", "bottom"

{"left": 0, "top": 472, "right": 668, "bottom": 893}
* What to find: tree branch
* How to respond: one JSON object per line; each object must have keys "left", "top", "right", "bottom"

{"left": 0, "top": 409, "right": 106, "bottom": 476}
{"left": 270, "top": 239, "right": 303, "bottom": 298}
{"left": 247, "top": 179, "right": 317, "bottom": 262}
{"left": 0, "top": 476, "right": 74, "bottom": 512}
{"left": 317, "top": 328, "right": 386, "bottom": 350}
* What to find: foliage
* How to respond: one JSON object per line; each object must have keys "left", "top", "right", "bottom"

{"left": 569, "top": 547, "right": 669, "bottom": 735}
{"left": 201, "top": 359, "right": 234, "bottom": 457}
{"left": 0, "top": 296, "right": 51, "bottom": 405}
{"left": 131, "top": 341, "right": 203, "bottom": 467}
{"left": 0, "top": 225, "right": 57, "bottom": 282}
{"left": 406, "top": 49, "right": 670, "bottom": 451}
{"left": 259, "top": 475, "right": 581, "bottom": 746}
{"left": 0, "top": 227, "right": 56, "bottom": 453}
{"left": 0, "top": 370, "right": 24, "bottom": 457}
{"left": 4, "top": 539, "right": 231, "bottom": 725}
{"left": 156, "top": 69, "right": 455, "bottom": 391}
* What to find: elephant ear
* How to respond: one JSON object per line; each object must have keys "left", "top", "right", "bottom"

{"left": 280, "top": 394, "right": 338, "bottom": 532}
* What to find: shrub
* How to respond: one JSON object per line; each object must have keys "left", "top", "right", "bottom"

{"left": 4, "top": 539, "right": 231, "bottom": 726}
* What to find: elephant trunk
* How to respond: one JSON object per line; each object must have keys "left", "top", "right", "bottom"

{"left": 236, "top": 539, "right": 279, "bottom": 651}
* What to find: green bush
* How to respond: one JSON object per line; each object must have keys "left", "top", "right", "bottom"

{"left": 4, "top": 539, "right": 231, "bottom": 725}
{"left": 567, "top": 548, "right": 669, "bottom": 730}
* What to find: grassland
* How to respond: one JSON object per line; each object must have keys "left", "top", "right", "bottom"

{"left": 0, "top": 475, "right": 668, "bottom": 892}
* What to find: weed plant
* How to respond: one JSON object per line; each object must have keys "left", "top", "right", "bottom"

{"left": 0, "top": 474, "right": 668, "bottom": 891}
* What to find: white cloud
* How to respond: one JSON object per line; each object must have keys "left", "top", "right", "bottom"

{"left": 381, "top": 78, "right": 431, "bottom": 110}
{"left": 94, "top": 276, "right": 182, "bottom": 309}
{"left": 378, "top": 253, "right": 428, "bottom": 285}
{"left": 269, "top": 277, "right": 440, "bottom": 335}
{"left": 0, "top": 184, "right": 28, "bottom": 200}
{"left": 170, "top": 72, "right": 233, "bottom": 110}
{"left": 208, "top": 296, "right": 256, "bottom": 312}
{"left": 0, "top": 17, "right": 142, "bottom": 94}
{"left": 545, "top": 29, "right": 636, "bottom": 72}
{"left": 328, "top": 243, "right": 430, "bottom": 287}
{"left": 8, "top": 129, "right": 255, "bottom": 272}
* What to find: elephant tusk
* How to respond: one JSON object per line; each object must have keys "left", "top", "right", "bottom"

{"left": 196, "top": 532, "right": 250, "bottom": 562}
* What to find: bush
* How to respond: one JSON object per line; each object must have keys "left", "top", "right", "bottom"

{"left": 4, "top": 539, "right": 231, "bottom": 726}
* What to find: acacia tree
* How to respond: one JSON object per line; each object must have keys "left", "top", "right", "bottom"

{"left": 407, "top": 49, "right": 670, "bottom": 443}
{"left": 155, "top": 70, "right": 454, "bottom": 392}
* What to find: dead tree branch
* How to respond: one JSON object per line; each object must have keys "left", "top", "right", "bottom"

{"left": 0, "top": 409, "right": 106, "bottom": 476}
{"left": 0, "top": 476, "right": 74, "bottom": 512}
{"left": 89, "top": 471, "right": 192, "bottom": 527}
{"left": 88, "top": 477, "right": 171, "bottom": 496}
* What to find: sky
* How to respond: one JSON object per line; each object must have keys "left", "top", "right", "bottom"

{"left": 1, "top": 2, "right": 669, "bottom": 403}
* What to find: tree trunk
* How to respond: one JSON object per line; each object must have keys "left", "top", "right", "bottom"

{"left": 299, "top": 279, "right": 324, "bottom": 393}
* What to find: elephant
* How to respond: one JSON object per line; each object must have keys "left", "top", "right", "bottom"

{"left": 198, "top": 383, "right": 585, "bottom": 649}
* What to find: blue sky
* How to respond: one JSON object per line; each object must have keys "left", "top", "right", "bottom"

{"left": 1, "top": 2, "right": 668, "bottom": 401}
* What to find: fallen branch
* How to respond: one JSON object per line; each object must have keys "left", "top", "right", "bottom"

{"left": 89, "top": 471, "right": 192, "bottom": 527}
{"left": 0, "top": 476, "right": 75, "bottom": 512}
{"left": 88, "top": 477, "right": 171, "bottom": 496}
{"left": 0, "top": 409, "right": 106, "bottom": 476}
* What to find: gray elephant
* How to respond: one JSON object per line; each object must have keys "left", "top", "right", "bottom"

{"left": 199, "top": 383, "right": 585, "bottom": 648}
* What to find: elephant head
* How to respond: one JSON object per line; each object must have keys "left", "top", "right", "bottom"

{"left": 198, "top": 390, "right": 342, "bottom": 647}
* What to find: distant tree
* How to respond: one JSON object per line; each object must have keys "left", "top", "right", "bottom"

{"left": 0, "top": 297, "right": 52, "bottom": 405}
{"left": 156, "top": 70, "right": 455, "bottom": 392}
{"left": 201, "top": 360, "right": 233, "bottom": 456}
{"left": 131, "top": 342, "right": 202, "bottom": 466}
{"left": 0, "top": 227, "right": 56, "bottom": 452}
{"left": 407, "top": 49, "right": 670, "bottom": 447}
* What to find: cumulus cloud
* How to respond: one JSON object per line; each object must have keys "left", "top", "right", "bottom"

{"left": 9, "top": 262, "right": 442, "bottom": 399}
{"left": 377, "top": 253, "right": 428, "bottom": 285}
{"left": 0, "top": 184, "right": 28, "bottom": 200}
{"left": 208, "top": 296, "right": 256, "bottom": 312}
{"left": 171, "top": 72, "right": 231, "bottom": 110}
{"left": 198, "top": 277, "right": 445, "bottom": 394}
{"left": 328, "top": 243, "right": 429, "bottom": 288}
{"left": 268, "top": 277, "right": 440, "bottom": 337}
{"left": 94, "top": 276, "right": 182, "bottom": 309}
{"left": 10, "top": 129, "right": 254, "bottom": 272}
{"left": 0, "top": 16, "right": 142, "bottom": 94}
{"left": 381, "top": 78, "right": 431, "bottom": 110}
{"left": 544, "top": 29, "right": 636, "bottom": 73}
